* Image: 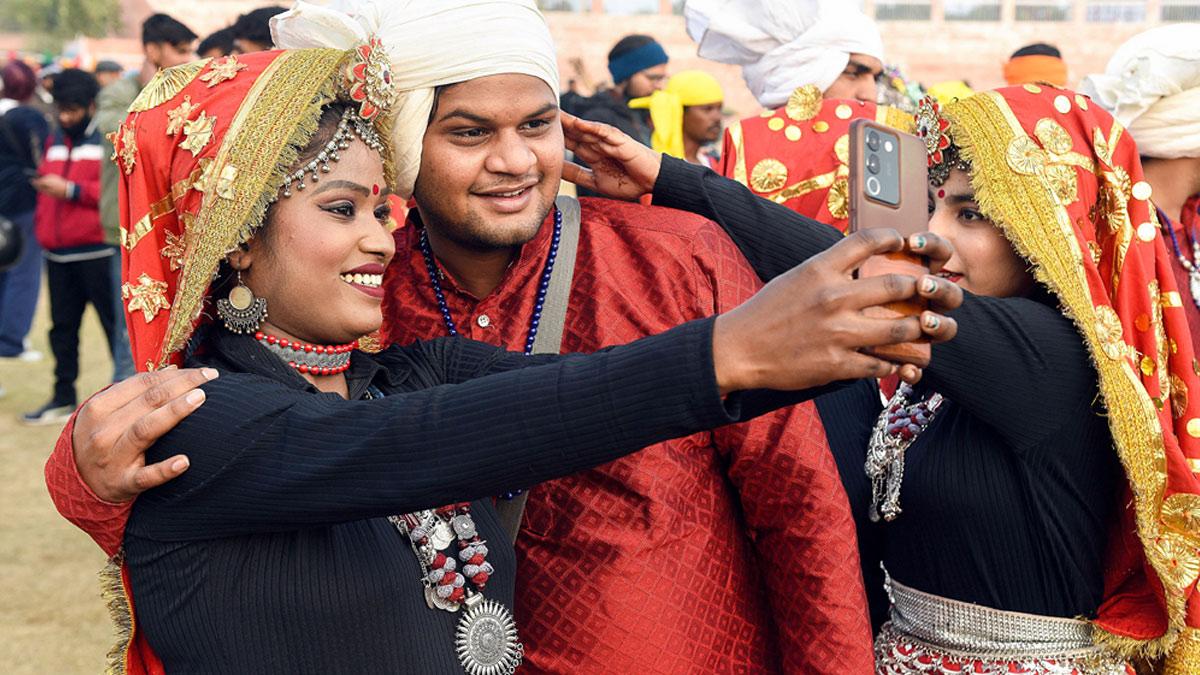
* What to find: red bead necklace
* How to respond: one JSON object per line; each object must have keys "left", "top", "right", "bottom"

{"left": 255, "top": 331, "right": 357, "bottom": 376}
{"left": 391, "top": 503, "right": 492, "bottom": 607}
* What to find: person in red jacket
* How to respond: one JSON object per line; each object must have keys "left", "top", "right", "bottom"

{"left": 24, "top": 68, "right": 122, "bottom": 425}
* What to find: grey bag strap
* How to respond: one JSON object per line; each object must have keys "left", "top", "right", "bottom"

{"left": 494, "top": 196, "right": 581, "bottom": 544}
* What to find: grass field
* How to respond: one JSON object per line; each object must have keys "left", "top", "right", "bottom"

{"left": 1, "top": 290, "right": 120, "bottom": 674}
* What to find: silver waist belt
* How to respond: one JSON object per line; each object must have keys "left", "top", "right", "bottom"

{"left": 885, "top": 574, "right": 1099, "bottom": 658}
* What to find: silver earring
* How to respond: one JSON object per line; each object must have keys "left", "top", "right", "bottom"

{"left": 216, "top": 270, "right": 268, "bottom": 334}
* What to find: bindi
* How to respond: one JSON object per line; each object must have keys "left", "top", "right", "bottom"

{"left": 372, "top": 184, "right": 380, "bottom": 195}
{"left": 937, "top": 189, "right": 945, "bottom": 199}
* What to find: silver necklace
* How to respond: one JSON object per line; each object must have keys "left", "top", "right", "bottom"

{"left": 865, "top": 384, "right": 944, "bottom": 522}
{"left": 389, "top": 511, "right": 523, "bottom": 675}
{"left": 1161, "top": 209, "right": 1200, "bottom": 311}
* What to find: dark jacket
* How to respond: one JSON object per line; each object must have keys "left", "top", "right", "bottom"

{"left": 0, "top": 101, "right": 50, "bottom": 216}
{"left": 571, "top": 89, "right": 652, "bottom": 146}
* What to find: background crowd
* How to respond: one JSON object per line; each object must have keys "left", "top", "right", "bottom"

{"left": 0, "top": 0, "right": 1127, "bottom": 422}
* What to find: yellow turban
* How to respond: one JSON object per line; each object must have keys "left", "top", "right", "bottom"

{"left": 629, "top": 70, "right": 724, "bottom": 158}
{"left": 926, "top": 80, "right": 974, "bottom": 104}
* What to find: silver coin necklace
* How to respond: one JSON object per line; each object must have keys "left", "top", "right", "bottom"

{"left": 389, "top": 505, "right": 523, "bottom": 675}
{"left": 865, "top": 382, "right": 944, "bottom": 522}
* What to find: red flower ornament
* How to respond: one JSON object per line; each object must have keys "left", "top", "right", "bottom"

{"left": 914, "top": 96, "right": 951, "bottom": 168}
{"left": 345, "top": 37, "right": 396, "bottom": 121}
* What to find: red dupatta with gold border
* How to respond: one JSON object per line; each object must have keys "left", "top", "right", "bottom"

{"left": 101, "top": 45, "right": 396, "bottom": 674}
{"left": 941, "top": 85, "right": 1200, "bottom": 672}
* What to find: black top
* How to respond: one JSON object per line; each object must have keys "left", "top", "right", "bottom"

{"left": 652, "top": 157, "right": 1124, "bottom": 623}
{"left": 0, "top": 104, "right": 49, "bottom": 216}
{"left": 125, "top": 320, "right": 814, "bottom": 673}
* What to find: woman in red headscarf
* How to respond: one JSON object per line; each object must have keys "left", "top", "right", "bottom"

{"left": 53, "top": 43, "right": 960, "bottom": 674}
{"left": 565, "top": 83, "right": 1200, "bottom": 673}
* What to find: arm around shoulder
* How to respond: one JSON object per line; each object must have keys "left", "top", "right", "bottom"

{"left": 45, "top": 409, "right": 133, "bottom": 557}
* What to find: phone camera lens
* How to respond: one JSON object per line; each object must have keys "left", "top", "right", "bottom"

{"left": 867, "top": 154, "right": 881, "bottom": 175}
{"left": 866, "top": 131, "right": 881, "bottom": 151}
{"left": 866, "top": 175, "right": 882, "bottom": 196}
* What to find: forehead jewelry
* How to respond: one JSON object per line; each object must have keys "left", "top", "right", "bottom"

{"left": 913, "top": 96, "right": 970, "bottom": 187}
{"left": 281, "top": 107, "right": 385, "bottom": 198}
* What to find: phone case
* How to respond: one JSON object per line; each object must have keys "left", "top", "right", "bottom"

{"left": 847, "top": 119, "right": 931, "bottom": 367}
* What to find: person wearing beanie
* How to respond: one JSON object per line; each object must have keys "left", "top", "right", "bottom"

{"left": 1003, "top": 43, "right": 1068, "bottom": 87}
{"left": 575, "top": 34, "right": 669, "bottom": 147}
{"left": 630, "top": 69, "right": 724, "bottom": 168}
{"left": 570, "top": 34, "right": 670, "bottom": 196}
{"left": 93, "top": 60, "right": 123, "bottom": 89}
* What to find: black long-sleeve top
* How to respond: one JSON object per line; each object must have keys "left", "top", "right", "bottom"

{"left": 651, "top": 157, "right": 1124, "bottom": 624}
{"left": 125, "top": 319, "right": 815, "bottom": 673}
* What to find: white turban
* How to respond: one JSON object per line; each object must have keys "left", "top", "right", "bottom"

{"left": 684, "top": 0, "right": 883, "bottom": 109}
{"left": 272, "top": 0, "right": 560, "bottom": 198}
{"left": 1081, "top": 24, "right": 1200, "bottom": 160}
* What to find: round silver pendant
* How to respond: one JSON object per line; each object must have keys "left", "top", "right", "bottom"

{"left": 455, "top": 598, "right": 523, "bottom": 675}
{"left": 451, "top": 514, "right": 476, "bottom": 539}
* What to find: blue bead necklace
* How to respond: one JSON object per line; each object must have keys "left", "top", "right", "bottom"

{"left": 418, "top": 207, "right": 564, "bottom": 500}
{"left": 1160, "top": 207, "right": 1200, "bottom": 311}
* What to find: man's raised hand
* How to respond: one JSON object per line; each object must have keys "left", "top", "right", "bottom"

{"left": 560, "top": 111, "right": 662, "bottom": 201}
{"left": 71, "top": 367, "right": 217, "bottom": 502}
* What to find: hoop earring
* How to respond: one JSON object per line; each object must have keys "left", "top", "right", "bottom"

{"left": 216, "top": 269, "right": 268, "bottom": 334}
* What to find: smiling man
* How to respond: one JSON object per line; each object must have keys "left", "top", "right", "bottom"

{"left": 373, "top": 5, "right": 874, "bottom": 670}
{"left": 45, "top": 1, "right": 875, "bottom": 672}
{"left": 330, "top": 6, "right": 875, "bottom": 669}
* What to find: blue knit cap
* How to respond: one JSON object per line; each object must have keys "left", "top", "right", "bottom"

{"left": 608, "top": 40, "right": 669, "bottom": 84}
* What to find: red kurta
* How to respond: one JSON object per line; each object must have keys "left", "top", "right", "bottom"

{"left": 45, "top": 198, "right": 874, "bottom": 673}
{"left": 382, "top": 199, "right": 872, "bottom": 674}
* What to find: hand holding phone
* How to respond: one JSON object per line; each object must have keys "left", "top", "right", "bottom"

{"left": 848, "top": 119, "right": 931, "bottom": 366}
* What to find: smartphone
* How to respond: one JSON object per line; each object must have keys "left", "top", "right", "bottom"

{"left": 847, "top": 118, "right": 931, "bottom": 367}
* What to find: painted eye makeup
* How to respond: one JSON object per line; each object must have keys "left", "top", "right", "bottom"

{"left": 320, "top": 201, "right": 355, "bottom": 218}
